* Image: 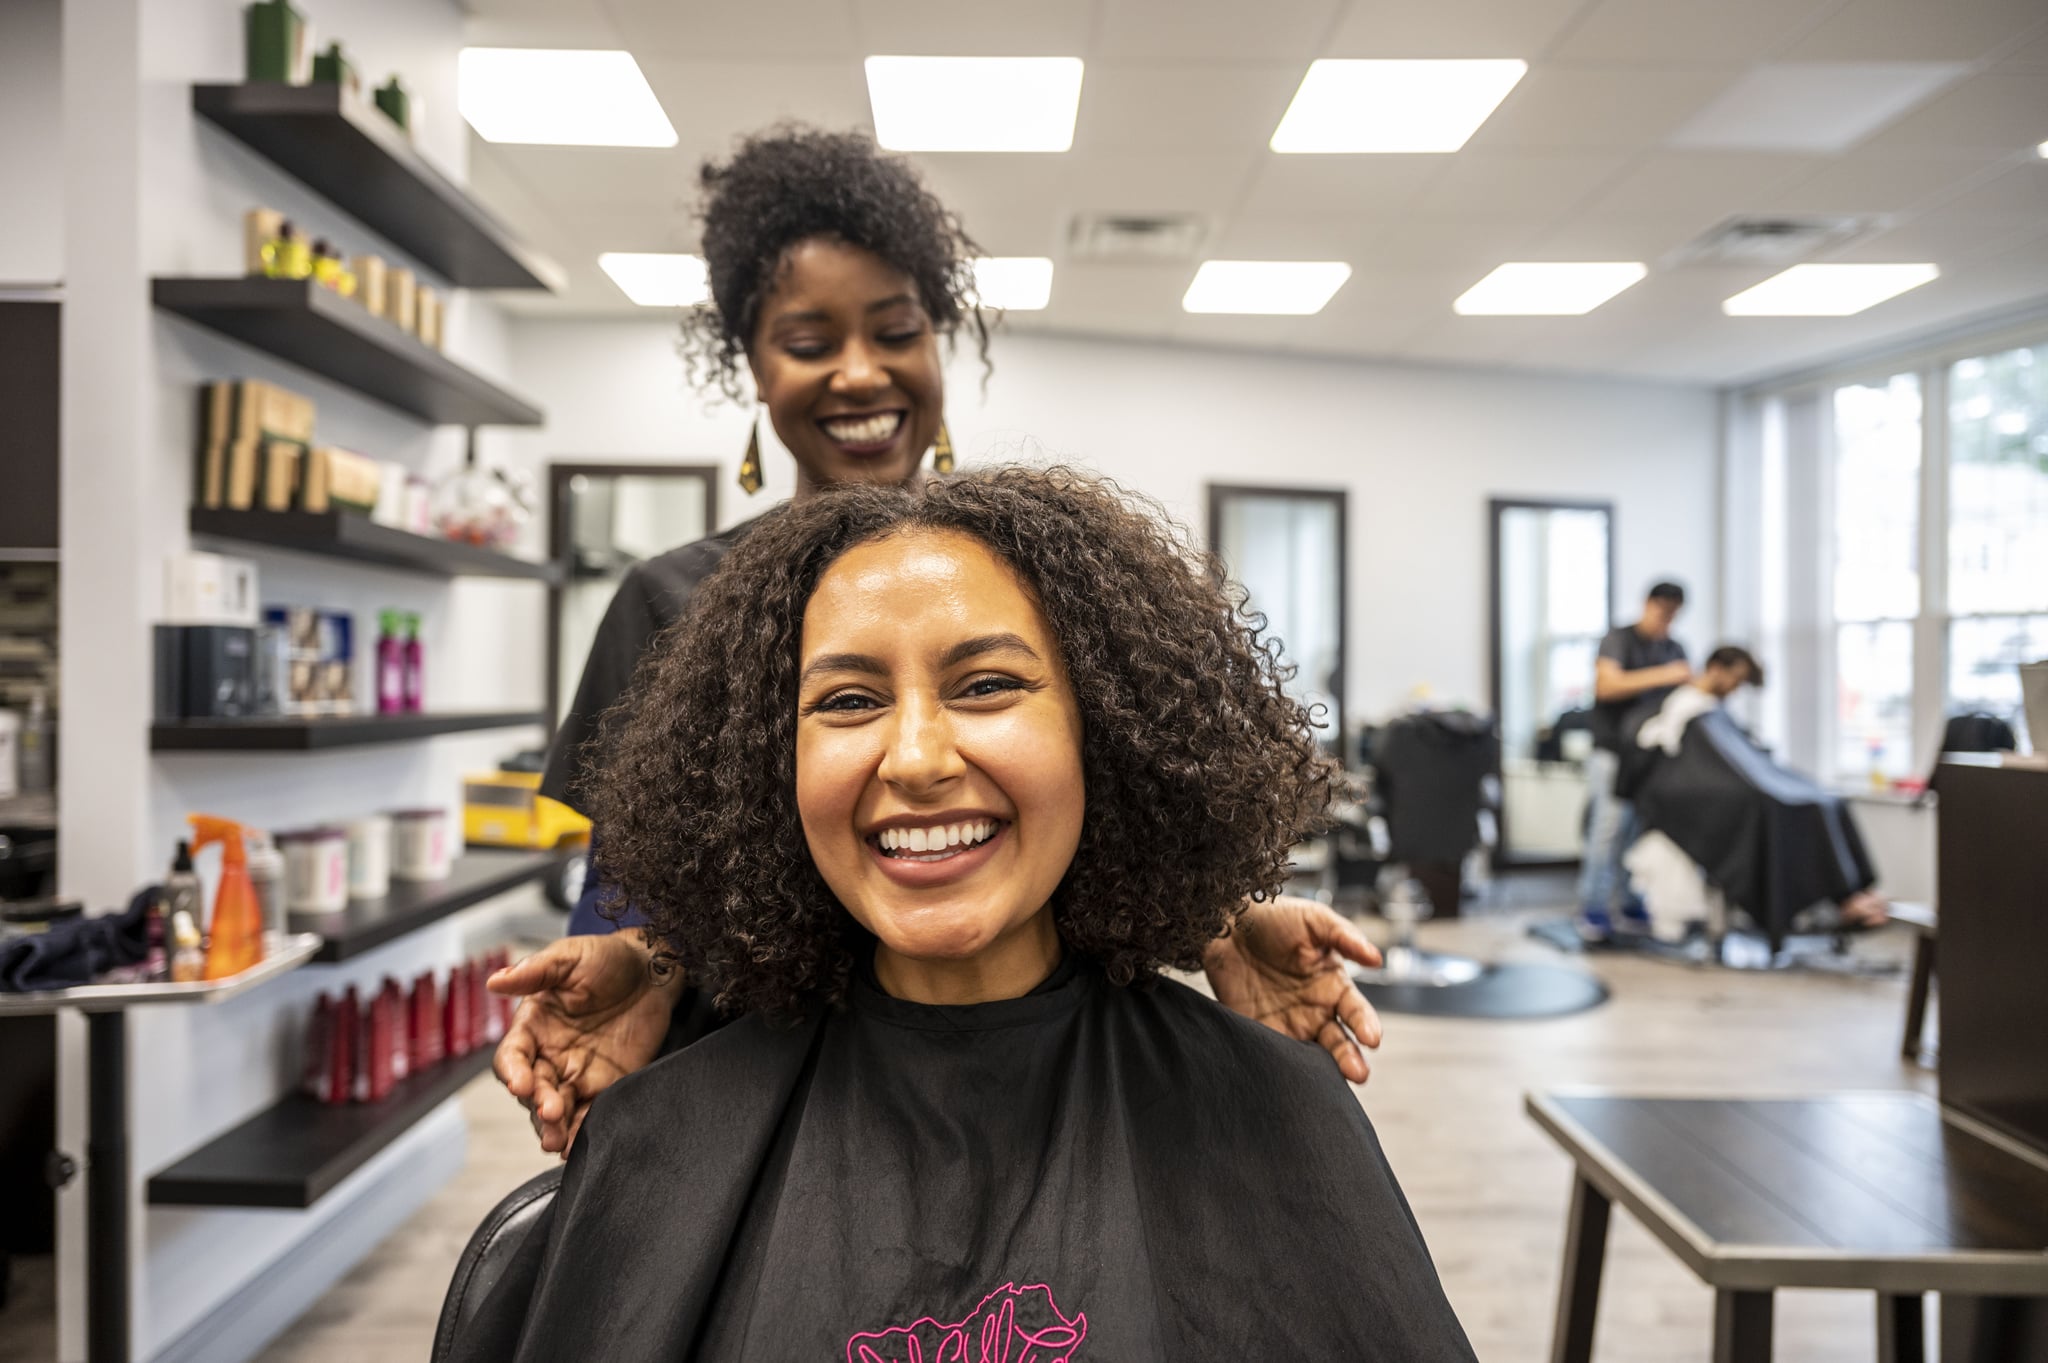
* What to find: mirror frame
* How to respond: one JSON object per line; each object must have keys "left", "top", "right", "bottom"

{"left": 1487, "top": 496, "right": 1616, "bottom": 870}
{"left": 1206, "top": 483, "right": 1349, "bottom": 748}
{"left": 545, "top": 461, "right": 722, "bottom": 744}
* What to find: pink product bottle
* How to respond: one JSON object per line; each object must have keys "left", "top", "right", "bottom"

{"left": 400, "top": 611, "right": 424, "bottom": 713}
{"left": 375, "top": 610, "right": 404, "bottom": 714}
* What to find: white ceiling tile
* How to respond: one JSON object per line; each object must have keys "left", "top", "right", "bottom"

{"left": 1059, "top": 149, "right": 1263, "bottom": 216}
{"left": 1581, "top": 151, "right": 1823, "bottom": 220}
{"left": 847, "top": 0, "right": 1094, "bottom": 54}
{"left": 1526, "top": 214, "right": 1713, "bottom": 260}
{"left": 1920, "top": 163, "right": 2048, "bottom": 221}
{"left": 1460, "top": 66, "right": 1737, "bottom": 150}
{"left": 637, "top": 60, "right": 873, "bottom": 147}
{"left": 1323, "top": 0, "right": 1589, "bottom": 58}
{"left": 1030, "top": 262, "right": 1189, "bottom": 333}
{"left": 1210, "top": 216, "right": 1389, "bottom": 257}
{"left": 1362, "top": 217, "right": 1553, "bottom": 268}
{"left": 1993, "top": 27, "right": 2048, "bottom": 68}
{"left": 1546, "top": 0, "right": 1840, "bottom": 65}
{"left": 1170, "top": 312, "right": 1325, "bottom": 350}
{"left": 604, "top": 0, "right": 861, "bottom": 58}
{"left": 462, "top": 0, "right": 627, "bottom": 49}
{"left": 1783, "top": 0, "right": 2048, "bottom": 63}
{"left": 908, "top": 155, "right": 1070, "bottom": 251}
{"left": 1762, "top": 154, "right": 2009, "bottom": 216}
{"left": 1239, "top": 156, "right": 1450, "bottom": 218}
{"left": 1409, "top": 151, "right": 1631, "bottom": 218}
{"left": 1075, "top": 65, "right": 1303, "bottom": 151}
{"left": 1093, "top": 0, "right": 1344, "bottom": 62}
{"left": 1854, "top": 70, "right": 2048, "bottom": 155}
{"left": 1668, "top": 63, "right": 1968, "bottom": 153}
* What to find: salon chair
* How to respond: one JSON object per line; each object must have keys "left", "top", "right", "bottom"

{"left": 431, "top": 1165, "right": 562, "bottom": 1363}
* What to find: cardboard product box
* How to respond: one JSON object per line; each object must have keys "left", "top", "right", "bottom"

{"left": 244, "top": 207, "right": 285, "bottom": 275}
{"left": 268, "top": 606, "right": 355, "bottom": 714}
{"left": 387, "top": 268, "right": 418, "bottom": 334}
{"left": 416, "top": 288, "right": 443, "bottom": 349}
{"left": 153, "top": 624, "right": 257, "bottom": 719}
{"left": 353, "top": 254, "right": 387, "bottom": 317}
{"left": 164, "top": 551, "right": 259, "bottom": 626}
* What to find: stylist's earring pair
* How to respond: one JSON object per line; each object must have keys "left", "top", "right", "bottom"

{"left": 932, "top": 421, "right": 954, "bottom": 474}
{"left": 737, "top": 416, "right": 763, "bottom": 495}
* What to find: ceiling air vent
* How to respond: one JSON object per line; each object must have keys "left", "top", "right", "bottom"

{"left": 1671, "top": 214, "right": 1887, "bottom": 267}
{"left": 1067, "top": 213, "right": 1208, "bottom": 262}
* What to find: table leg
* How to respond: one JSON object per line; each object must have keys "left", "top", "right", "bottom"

{"left": 86, "top": 1010, "right": 129, "bottom": 1363}
{"left": 1877, "top": 1292, "right": 1924, "bottom": 1363}
{"left": 1901, "top": 935, "right": 1934, "bottom": 1062}
{"left": 1712, "top": 1290, "right": 1772, "bottom": 1363}
{"left": 1549, "top": 1174, "right": 1610, "bottom": 1363}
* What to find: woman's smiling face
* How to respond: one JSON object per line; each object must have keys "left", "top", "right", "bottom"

{"left": 795, "top": 529, "right": 1084, "bottom": 1003}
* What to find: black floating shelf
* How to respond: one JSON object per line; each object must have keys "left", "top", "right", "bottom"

{"left": 153, "top": 276, "right": 544, "bottom": 427}
{"left": 190, "top": 507, "right": 561, "bottom": 583}
{"left": 293, "top": 847, "right": 570, "bottom": 963}
{"left": 149, "top": 1047, "right": 495, "bottom": 1209}
{"left": 152, "top": 710, "right": 544, "bottom": 752}
{"left": 193, "top": 82, "right": 564, "bottom": 292}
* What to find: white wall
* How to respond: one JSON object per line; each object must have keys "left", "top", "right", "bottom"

{"left": 0, "top": 0, "right": 63, "bottom": 284}
{"left": 57, "top": 0, "right": 538, "bottom": 1357}
{"left": 502, "top": 320, "right": 1724, "bottom": 723}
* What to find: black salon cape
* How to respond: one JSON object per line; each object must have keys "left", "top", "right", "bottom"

{"left": 1631, "top": 708, "right": 1877, "bottom": 947}
{"left": 452, "top": 957, "right": 1476, "bottom": 1363}
{"left": 539, "top": 515, "right": 765, "bottom": 811}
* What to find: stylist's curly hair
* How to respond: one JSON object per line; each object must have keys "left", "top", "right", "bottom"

{"left": 679, "top": 126, "right": 992, "bottom": 401}
{"left": 587, "top": 467, "right": 1343, "bottom": 1020}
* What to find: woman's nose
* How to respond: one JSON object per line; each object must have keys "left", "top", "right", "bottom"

{"left": 830, "top": 339, "right": 886, "bottom": 397}
{"left": 878, "top": 695, "right": 966, "bottom": 794}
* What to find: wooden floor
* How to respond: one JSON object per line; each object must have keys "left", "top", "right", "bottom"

{"left": 252, "top": 887, "right": 1934, "bottom": 1363}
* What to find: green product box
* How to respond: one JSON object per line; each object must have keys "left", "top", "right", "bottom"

{"left": 374, "top": 76, "right": 411, "bottom": 135}
{"left": 311, "top": 42, "right": 359, "bottom": 97}
{"left": 244, "top": 0, "right": 309, "bottom": 84}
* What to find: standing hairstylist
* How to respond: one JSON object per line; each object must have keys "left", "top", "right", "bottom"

{"left": 493, "top": 128, "right": 1384, "bottom": 1153}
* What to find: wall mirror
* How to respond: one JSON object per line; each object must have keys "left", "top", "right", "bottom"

{"left": 1489, "top": 498, "right": 1614, "bottom": 867}
{"left": 546, "top": 463, "right": 719, "bottom": 734}
{"left": 1207, "top": 485, "right": 1348, "bottom": 746}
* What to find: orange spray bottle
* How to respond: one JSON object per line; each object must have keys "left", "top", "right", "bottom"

{"left": 190, "top": 814, "right": 267, "bottom": 980}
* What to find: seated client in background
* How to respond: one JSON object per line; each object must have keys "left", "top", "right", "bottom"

{"left": 452, "top": 467, "right": 1476, "bottom": 1362}
{"left": 1625, "top": 645, "right": 1888, "bottom": 943}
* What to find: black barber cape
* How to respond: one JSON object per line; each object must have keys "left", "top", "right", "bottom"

{"left": 1631, "top": 708, "right": 1877, "bottom": 948}
{"left": 539, "top": 515, "right": 765, "bottom": 810}
{"left": 453, "top": 954, "right": 1476, "bottom": 1363}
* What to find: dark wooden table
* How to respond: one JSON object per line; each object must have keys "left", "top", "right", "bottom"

{"left": 1527, "top": 1090, "right": 2048, "bottom": 1363}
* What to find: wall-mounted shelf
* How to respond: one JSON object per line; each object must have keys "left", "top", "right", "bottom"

{"left": 147, "top": 1047, "right": 495, "bottom": 1209}
{"left": 293, "top": 847, "right": 571, "bottom": 962}
{"left": 151, "top": 710, "right": 544, "bottom": 752}
{"left": 153, "top": 276, "right": 543, "bottom": 427}
{"left": 193, "top": 82, "right": 563, "bottom": 293}
{"left": 190, "top": 507, "right": 560, "bottom": 583}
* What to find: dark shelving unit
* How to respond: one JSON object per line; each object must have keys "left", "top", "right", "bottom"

{"left": 193, "top": 83, "right": 564, "bottom": 292}
{"left": 148, "top": 1047, "right": 495, "bottom": 1209}
{"left": 153, "top": 276, "right": 543, "bottom": 427}
{"left": 151, "top": 710, "right": 543, "bottom": 752}
{"left": 293, "top": 847, "right": 570, "bottom": 962}
{"left": 190, "top": 507, "right": 560, "bottom": 583}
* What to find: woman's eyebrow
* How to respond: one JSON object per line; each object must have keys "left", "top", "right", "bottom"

{"left": 799, "top": 652, "right": 887, "bottom": 684}
{"left": 940, "top": 633, "right": 1039, "bottom": 669}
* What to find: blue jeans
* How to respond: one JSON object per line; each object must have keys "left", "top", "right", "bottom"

{"left": 1577, "top": 748, "right": 1642, "bottom": 917}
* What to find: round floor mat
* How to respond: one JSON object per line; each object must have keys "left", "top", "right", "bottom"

{"left": 1355, "top": 962, "right": 1610, "bottom": 1018}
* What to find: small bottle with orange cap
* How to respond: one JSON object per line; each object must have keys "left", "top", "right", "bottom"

{"left": 188, "top": 814, "right": 268, "bottom": 980}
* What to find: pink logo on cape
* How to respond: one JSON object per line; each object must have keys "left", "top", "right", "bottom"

{"left": 846, "top": 1280, "right": 1087, "bottom": 1363}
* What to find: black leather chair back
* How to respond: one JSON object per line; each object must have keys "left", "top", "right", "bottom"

{"left": 431, "top": 1165, "right": 563, "bottom": 1363}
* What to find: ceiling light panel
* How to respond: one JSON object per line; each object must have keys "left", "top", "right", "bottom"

{"left": 865, "top": 56, "right": 1084, "bottom": 152}
{"left": 1182, "top": 261, "right": 1353, "bottom": 315}
{"left": 1453, "top": 262, "right": 1648, "bottom": 315}
{"left": 459, "top": 49, "right": 678, "bottom": 147}
{"left": 1270, "top": 60, "right": 1528, "bottom": 154}
{"left": 972, "top": 257, "right": 1055, "bottom": 311}
{"left": 599, "top": 253, "right": 709, "bottom": 307}
{"left": 1669, "top": 62, "right": 1968, "bottom": 153}
{"left": 1721, "top": 263, "right": 1938, "bottom": 316}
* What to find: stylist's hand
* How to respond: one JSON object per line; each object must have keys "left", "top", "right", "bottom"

{"left": 489, "top": 930, "right": 682, "bottom": 1156}
{"left": 1203, "top": 896, "right": 1384, "bottom": 1084}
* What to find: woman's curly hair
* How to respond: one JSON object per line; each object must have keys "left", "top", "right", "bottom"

{"left": 588, "top": 467, "right": 1343, "bottom": 1020}
{"left": 680, "top": 126, "right": 993, "bottom": 400}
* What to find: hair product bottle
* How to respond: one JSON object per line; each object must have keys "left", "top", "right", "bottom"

{"left": 376, "top": 611, "right": 404, "bottom": 714}
{"left": 189, "top": 814, "right": 266, "bottom": 979}
{"left": 400, "top": 612, "right": 424, "bottom": 713}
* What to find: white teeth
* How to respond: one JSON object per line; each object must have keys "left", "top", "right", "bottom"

{"left": 907, "top": 827, "right": 929, "bottom": 852}
{"left": 823, "top": 412, "right": 901, "bottom": 444}
{"left": 876, "top": 820, "right": 1002, "bottom": 857}
{"left": 946, "top": 823, "right": 962, "bottom": 847}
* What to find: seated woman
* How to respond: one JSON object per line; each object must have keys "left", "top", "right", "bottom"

{"left": 455, "top": 468, "right": 1475, "bottom": 1362}
{"left": 1624, "top": 645, "right": 1887, "bottom": 946}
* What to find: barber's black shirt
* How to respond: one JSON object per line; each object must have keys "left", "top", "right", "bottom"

{"left": 1589, "top": 625, "right": 1686, "bottom": 752}
{"left": 540, "top": 516, "right": 766, "bottom": 811}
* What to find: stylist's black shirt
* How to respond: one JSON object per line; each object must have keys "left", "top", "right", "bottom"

{"left": 1588, "top": 625, "right": 1686, "bottom": 753}
{"left": 540, "top": 516, "right": 765, "bottom": 811}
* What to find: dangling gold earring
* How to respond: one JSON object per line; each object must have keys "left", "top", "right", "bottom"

{"left": 737, "top": 414, "right": 763, "bottom": 495}
{"left": 931, "top": 420, "right": 954, "bottom": 474}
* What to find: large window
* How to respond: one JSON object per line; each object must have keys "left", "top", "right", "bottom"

{"left": 1764, "top": 335, "right": 2048, "bottom": 783}
{"left": 1947, "top": 344, "right": 2048, "bottom": 749}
